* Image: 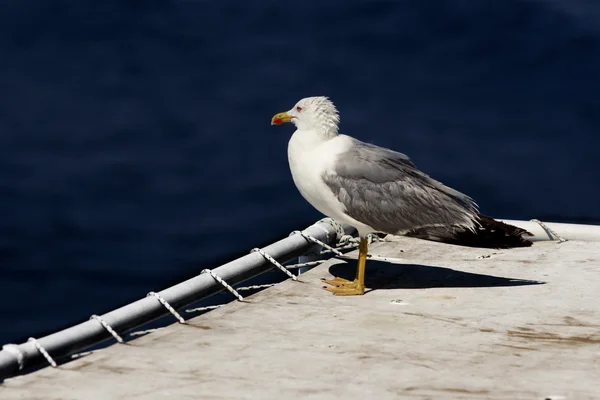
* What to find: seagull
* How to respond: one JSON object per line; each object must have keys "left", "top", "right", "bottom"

{"left": 271, "top": 96, "right": 532, "bottom": 296}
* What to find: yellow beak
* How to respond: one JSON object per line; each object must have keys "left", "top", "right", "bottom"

{"left": 271, "top": 111, "right": 293, "bottom": 125}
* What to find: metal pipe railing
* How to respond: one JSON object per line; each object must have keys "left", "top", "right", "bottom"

{"left": 0, "top": 220, "right": 353, "bottom": 380}
{"left": 501, "top": 219, "right": 600, "bottom": 242}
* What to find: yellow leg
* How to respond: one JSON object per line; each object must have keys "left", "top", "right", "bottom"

{"left": 322, "top": 237, "right": 368, "bottom": 296}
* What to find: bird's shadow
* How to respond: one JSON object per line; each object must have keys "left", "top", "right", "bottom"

{"left": 328, "top": 259, "right": 544, "bottom": 290}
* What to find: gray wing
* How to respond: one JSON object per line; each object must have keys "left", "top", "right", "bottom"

{"left": 322, "top": 138, "right": 479, "bottom": 234}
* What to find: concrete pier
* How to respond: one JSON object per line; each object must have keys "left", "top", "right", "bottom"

{"left": 2, "top": 236, "right": 599, "bottom": 399}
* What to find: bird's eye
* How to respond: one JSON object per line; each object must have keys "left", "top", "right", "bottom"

{"left": 296, "top": 106, "right": 303, "bottom": 112}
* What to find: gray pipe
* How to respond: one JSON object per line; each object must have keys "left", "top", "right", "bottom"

{"left": 0, "top": 221, "right": 354, "bottom": 380}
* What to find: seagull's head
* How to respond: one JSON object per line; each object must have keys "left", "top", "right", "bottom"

{"left": 271, "top": 96, "right": 340, "bottom": 137}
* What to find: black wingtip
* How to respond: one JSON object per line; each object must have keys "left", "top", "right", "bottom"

{"left": 405, "top": 214, "right": 534, "bottom": 249}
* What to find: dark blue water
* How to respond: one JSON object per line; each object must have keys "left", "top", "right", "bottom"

{"left": 1, "top": 0, "right": 599, "bottom": 344}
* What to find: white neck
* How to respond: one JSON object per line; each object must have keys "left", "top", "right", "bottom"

{"left": 288, "top": 128, "right": 333, "bottom": 154}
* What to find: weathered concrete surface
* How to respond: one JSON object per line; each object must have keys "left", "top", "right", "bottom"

{"left": 2, "top": 237, "right": 599, "bottom": 400}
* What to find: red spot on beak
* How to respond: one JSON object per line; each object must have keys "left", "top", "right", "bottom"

{"left": 272, "top": 118, "right": 282, "bottom": 125}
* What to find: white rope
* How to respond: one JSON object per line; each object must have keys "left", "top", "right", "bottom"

{"left": 321, "top": 243, "right": 357, "bottom": 254}
{"left": 285, "top": 260, "right": 324, "bottom": 270}
{"left": 251, "top": 248, "right": 298, "bottom": 281}
{"left": 185, "top": 305, "right": 222, "bottom": 313}
{"left": 338, "top": 233, "right": 383, "bottom": 245}
{"left": 28, "top": 337, "right": 57, "bottom": 368}
{"left": 2, "top": 344, "right": 24, "bottom": 371}
{"left": 147, "top": 292, "right": 186, "bottom": 324}
{"left": 530, "top": 219, "right": 567, "bottom": 242}
{"left": 298, "top": 218, "right": 346, "bottom": 256}
{"left": 339, "top": 234, "right": 358, "bottom": 244}
{"left": 235, "top": 283, "right": 276, "bottom": 291}
{"left": 291, "top": 230, "right": 345, "bottom": 256}
{"left": 317, "top": 217, "right": 345, "bottom": 239}
{"left": 201, "top": 269, "right": 244, "bottom": 301}
{"left": 319, "top": 233, "right": 384, "bottom": 254}
{"left": 129, "top": 328, "right": 160, "bottom": 337}
{"left": 90, "top": 315, "right": 124, "bottom": 343}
